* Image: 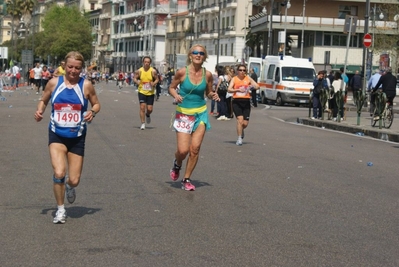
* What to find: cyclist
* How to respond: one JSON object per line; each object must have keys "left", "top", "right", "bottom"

{"left": 372, "top": 67, "right": 396, "bottom": 120}
{"left": 367, "top": 69, "right": 382, "bottom": 116}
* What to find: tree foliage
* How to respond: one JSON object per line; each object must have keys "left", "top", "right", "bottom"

{"left": 35, "top": 5, "right": 92, "bottom": 61}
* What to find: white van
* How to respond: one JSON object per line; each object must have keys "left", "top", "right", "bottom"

{"left": 259, "top": 56, "right": 316, "bottom": 106}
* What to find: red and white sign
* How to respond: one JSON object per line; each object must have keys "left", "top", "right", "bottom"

{"left": 363, "top": 33, "right": 372, "bottom": 48}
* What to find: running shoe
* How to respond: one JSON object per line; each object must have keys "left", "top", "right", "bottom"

{"left": 146, "top": 114, "right": 151, "bottom": 124}
{"left": 53, "top": 209, "right": 66, "bottom": 224}
{"left": 170, "top": 160, "right": 181, "bottom": 181}
{"left": 140, "top": 123, "right": 145, "bottom": 130}
{"left": 181, "top": 179, "right": 195, "bottom": 191}
{"left": 65, "top": 180, "right": 76, "bottom": 204}
{"left": 236, "top": 137, "right": 243, "bottom": 146}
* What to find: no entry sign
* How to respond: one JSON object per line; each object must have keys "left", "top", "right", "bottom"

{"left": 363, "top": 33, "right": 372, "bottom": 48}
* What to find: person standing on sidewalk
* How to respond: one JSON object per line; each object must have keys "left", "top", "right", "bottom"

{"left": 169, "top": 44, "right": 219, "bottom": 191}
{"left": 331, "top": 72, "right": 345, "bottom": 121}
{"left": 349, "top": 70, "right": 362, "bottom": 101}
{"left": 228, "top": 64, "right": 259, "bottom": 146}
{"left": 312, "top": 71, "right": 328, "bottom": 119}
{"left": 133, "top": 56, "right": 159, "bottom": 130}
{"left": 249, "top": 68, "right": 258, "bottom": 107}
{"left": 34, "top": 51, "right": 101, "bottom": 224}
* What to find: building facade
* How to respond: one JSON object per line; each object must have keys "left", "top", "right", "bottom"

{"left": 250, "top": 0, "right": 399, "bottom": 74}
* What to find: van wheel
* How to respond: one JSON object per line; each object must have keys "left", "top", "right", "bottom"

{"left": 275, "top": 94, "right": 283, "bottom": 106}
{"left": 261, "top": 93, "right": 268, "bottom": 104}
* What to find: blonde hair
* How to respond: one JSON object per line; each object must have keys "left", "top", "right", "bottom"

{"left": 186, "top": 44, "right": 208, "bottom": 65}
{"left": 64, "top": 51, "right": 85, "bottom": 68}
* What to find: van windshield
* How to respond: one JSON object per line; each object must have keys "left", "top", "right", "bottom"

{"left": 282, "top": 67, "right": 315, "bottom": 82}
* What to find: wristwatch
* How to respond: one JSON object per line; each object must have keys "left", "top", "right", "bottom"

{"left": 91, "top": 110, "right": 96, "bottom": 117}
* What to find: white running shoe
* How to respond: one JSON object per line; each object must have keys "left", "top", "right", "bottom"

{"left": 140, "top": 123, "right": 145, "bottom": 130}
{"left": 65, "top": 181, "right": 76, "bottom": 204}
{"left": 146, "top": 115, "right": 151, "bottom": 124}
{"left": 53, "top": 209, "right": 66, "bottom": 224}
{"left": 217, "top": 115, "right": 226, "bottom": 121}
{"left": 236, "top": 138, "right": 243, "bottom": 146}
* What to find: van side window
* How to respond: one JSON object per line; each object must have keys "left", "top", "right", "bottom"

{"left": 267, "top": 65, "right": 275, "bottom": 80}
{"left": 275, "top": 67, "right": 280, "bottom": 82}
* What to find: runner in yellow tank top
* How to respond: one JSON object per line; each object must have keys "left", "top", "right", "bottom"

{"left": 133, "top": 56, "right": 159, "bottom": 130}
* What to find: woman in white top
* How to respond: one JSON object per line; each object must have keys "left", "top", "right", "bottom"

{"left": 331, "top": 71, "right": 346, "bottom": 120}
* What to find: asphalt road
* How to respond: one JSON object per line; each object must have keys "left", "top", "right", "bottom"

{"left": 1, "top": 82, "right": 399, "bottom": 267}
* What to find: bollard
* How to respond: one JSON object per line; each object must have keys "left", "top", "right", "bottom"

{"left": 319, "top": 88, "right": 329, "bottom": 120}
{"left": 353, "top": 90, "right": 366, "bottom": 125}
{"left": 374, "top": 90, "right": 386, "bottom": 129}
{"left": 335, "top": 89, "right": 345, "bottom": 122}
{"left": 308, "top": 89, "right": 313, "bottom": 118}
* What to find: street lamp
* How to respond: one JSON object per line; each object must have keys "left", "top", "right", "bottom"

{"left": 300, "top": 0, "right": 306, "bottom": 58}
{"left": 243, "top": 1, "right": 252, "bottom": 63}
{"left": 283, "top": 0, "right": 291, "bottom": 57}
{"left": 267, "top": 0, "right": 274, "bottom": 56}
{"left": 172, "top": 0, "right": 178, "bottom": 70}
{"left": 371, "top": 4, "right": 384, "bottom": 52}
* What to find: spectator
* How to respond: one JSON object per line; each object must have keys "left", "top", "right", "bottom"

{"left": 249, "top": 68, "right": 258, "bottom": 107}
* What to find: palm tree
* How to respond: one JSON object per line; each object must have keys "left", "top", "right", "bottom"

{"left": 5, "top": 0, "right": 36, "bottom": 60}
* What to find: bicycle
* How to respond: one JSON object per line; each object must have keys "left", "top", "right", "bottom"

{"left": 371, "top": 90, "right": 394, "bottom": 129}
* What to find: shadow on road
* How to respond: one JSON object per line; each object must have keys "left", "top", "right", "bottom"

{"left": 41, "top": 206, "right": 101, "bottom": 219}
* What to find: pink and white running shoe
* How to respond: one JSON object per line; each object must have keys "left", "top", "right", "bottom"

{"left": 181, "top": 179, "right": 195, "bottom": 191}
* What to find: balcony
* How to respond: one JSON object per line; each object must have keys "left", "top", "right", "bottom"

{"left": 100, "top": 12, "right": 111, "bottom": 19}
{"left": 166, "top": 32, "right": 186, "bottom": 39}
{"left": 251, "top": 14, "right": 398, "bottom": 35}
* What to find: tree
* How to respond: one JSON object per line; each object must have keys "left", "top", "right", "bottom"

{"left": 36, "top": 5, "right": 92, "bottom": 61}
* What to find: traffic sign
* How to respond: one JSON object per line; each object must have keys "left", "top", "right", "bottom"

{"left": 363, "top": 33, "right": 372, "bottom": 48}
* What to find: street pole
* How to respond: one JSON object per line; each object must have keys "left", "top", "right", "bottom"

{"left": 300, "top": 0, "right": 306, "bottom": 58}
{"left": 267, "top": 0, "right": 274, "bottom": 56}
{"left": 216, "top": 1, "right": 221, "bottom": 66}
{"left": 283, "top": 0, "right": 290, "bottom": 57}
{"left": 362, "top": 0, "right": 370, "bottom": 100}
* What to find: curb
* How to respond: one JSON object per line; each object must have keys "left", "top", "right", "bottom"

{"left": 298, "top": 118, "right": 399, "bottom": 143}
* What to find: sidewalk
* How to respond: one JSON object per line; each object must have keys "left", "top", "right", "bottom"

{"left": 298, "top": 102, "right": 399, "bottom": 142}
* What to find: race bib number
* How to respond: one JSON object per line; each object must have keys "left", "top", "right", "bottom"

{"left": 143, "top": 82, "right": 152, "bottom": 91}
{"left": 54, "top": 103, "right": 82, "bottom": 127}
{"left": 173, "top": 113, "right": 195, "bottom": 134}
{"left": 236, "top": 86, "right": 249, "bottom": 97}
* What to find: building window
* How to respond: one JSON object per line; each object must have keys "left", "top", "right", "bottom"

{"left": 225, "top": 44, "right": 227, "bottom": 56}
{"left": 221, "top": 44, "right": 223, "bottom": 55}
{"left": 91, "top": 3, "right": 95, "bottom": 11}
{"left": 230, "top": 43, "right": 233, "bottom": 56}
{"left": 338, "top": 5, "right": 358, "bottom": 19}
{"left": 231, "top": 15, "right": 235, "bottom": 26}
{"left": 7, "top": 30, "right": 10, "bottom": 36}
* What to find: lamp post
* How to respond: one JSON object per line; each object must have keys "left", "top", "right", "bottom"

{"left": 266, "top": 0, "right": 274, "bottom": 56}
{"left": 283, "top": 0, "right": 291, "bottom": 57}
{"left": 371, "top": 4, "right": 384, "bottom": 52}
{"left": 172, "top": 0, "right": 178, "bottom": 70}
{"left": 300, "top": 0, "right": 306, "bottom": 58}
{"left": 243, "top": 1, "right": 252, "bottom": 63}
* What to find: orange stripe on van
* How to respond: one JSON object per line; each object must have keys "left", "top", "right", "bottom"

{"left": 258, "top": 82, "right": 311, "bottom": 92}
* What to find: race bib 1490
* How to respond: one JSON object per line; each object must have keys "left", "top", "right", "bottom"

{"left": 54, "top": 103, "right": 82, "bottom": 127}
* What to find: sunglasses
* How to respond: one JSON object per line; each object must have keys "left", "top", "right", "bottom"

{"left": 238, "top": 69, "right": 246, "bottom": 72}
{"left": 192, "top": 51, "right": 205, "bottom": 56}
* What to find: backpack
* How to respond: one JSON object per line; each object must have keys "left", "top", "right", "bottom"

{"left": 16, "top": 72, "right": 21, "bottom": 79}
{"left": 219, "top": 76, "right": 229, "bottom": 92}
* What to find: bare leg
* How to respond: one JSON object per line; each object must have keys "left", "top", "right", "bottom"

{"left": 139, "top": 103, "right": 146, "bottom": 123}
{"left": 49, "top": 143, "right": 68, "bottom": 206}
{"left": 174, "top": 123, "right": 206, "bottom": 179}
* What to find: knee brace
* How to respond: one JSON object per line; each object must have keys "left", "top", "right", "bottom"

{"left": 53, "top": 175, "right": 65, "bottom": 184}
